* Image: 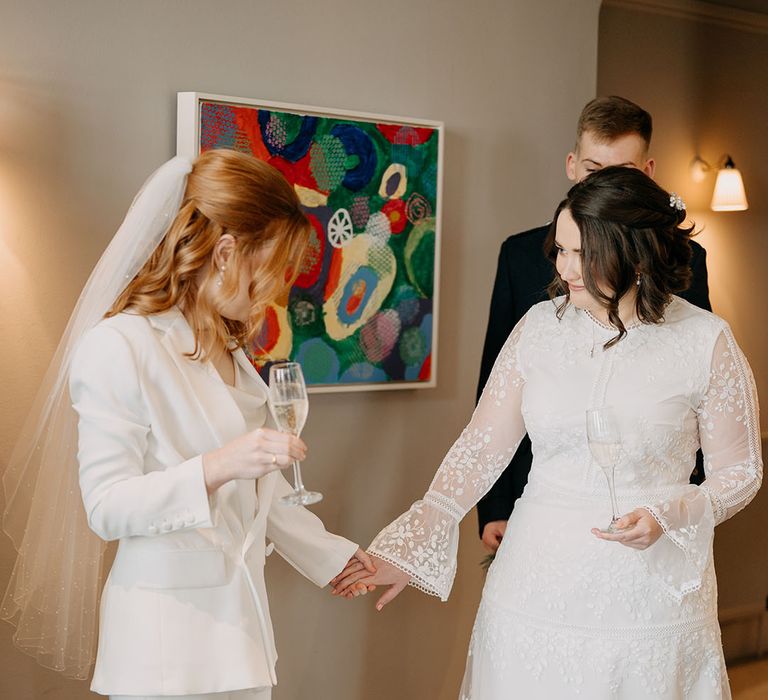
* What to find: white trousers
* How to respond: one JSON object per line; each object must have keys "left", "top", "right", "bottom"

{"left": 110, "top": 689, "right": 271, "bottom": 700}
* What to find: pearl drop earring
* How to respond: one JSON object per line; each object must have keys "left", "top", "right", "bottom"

{"left": 217, "top": 265, "right": 226, "bottom": 287}
{"left": 636, "top": 273, "right": 641, "bottom": 288}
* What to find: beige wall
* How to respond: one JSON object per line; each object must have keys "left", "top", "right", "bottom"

{"left": 598, "top": 0, "right": 768, "bottom": 659}
{"left": 0, "top": 1, "right": 601, "bottom": 698}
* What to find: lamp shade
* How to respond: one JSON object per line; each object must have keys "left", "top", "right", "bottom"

{"left": 711, "top": 156, "right": 748, "bottom": 211}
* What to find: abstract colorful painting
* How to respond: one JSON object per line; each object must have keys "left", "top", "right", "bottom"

{"left": 177, "top": 93, "right": 442, "bottom": 392}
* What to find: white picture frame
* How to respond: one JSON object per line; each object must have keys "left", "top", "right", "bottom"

{"left": 177, "top": 92, "right": 443, "bottom": 393}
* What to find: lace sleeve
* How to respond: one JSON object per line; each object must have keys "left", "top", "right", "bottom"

{"left": 640, "top": 327, "right": 762, "bottom": 601}
{"left": 368, "top": 317, "right": 528, "bottom": 601}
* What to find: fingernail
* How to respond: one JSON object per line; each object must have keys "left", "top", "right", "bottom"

{"left": 376, "top": 604, "right": 382, "bottom": 611}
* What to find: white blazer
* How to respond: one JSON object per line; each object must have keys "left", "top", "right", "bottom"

{"left": 70, "top": 308, "right": 358, "bottom": 696}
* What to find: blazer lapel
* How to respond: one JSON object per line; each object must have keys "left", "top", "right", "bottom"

{"left": 232, "top": 350, "right": 279, "bottom": 555}
{"left": 232, "top": 349, "right": 271, "bottom": 400}
{"left": 147, "top": 309, "right": 277, "bottom": 553}
{"left": 148, "top": 308, "right": 247, "bottom": 448}
{"left": 146, "top": 309, "right": 249, "bottom": 539}
{"left": 242, "top": 471, "right": 277, "bottom": 556}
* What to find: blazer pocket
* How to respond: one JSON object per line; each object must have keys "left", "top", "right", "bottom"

{"left": 115, "top": 548, "right": 228, "bottom": 589}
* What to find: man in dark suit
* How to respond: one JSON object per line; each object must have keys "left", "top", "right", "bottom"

{"left": 476, "top": 96, "right": 712, "bottom": 553}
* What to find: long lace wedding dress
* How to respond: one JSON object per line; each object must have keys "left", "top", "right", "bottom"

{"left": 368, "top": 297, "right": 762, "bottom": 699}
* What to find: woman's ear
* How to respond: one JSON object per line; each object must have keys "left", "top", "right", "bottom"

{"left": 213, "top": 233, "right": 236, "bottom": 270}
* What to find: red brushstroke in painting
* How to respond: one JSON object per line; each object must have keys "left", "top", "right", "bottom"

{"left": 294, "top": 214, "right": 325, "bottom": 289}
{"left": 345, "top": 279, "right": 367, "bottom": 316}
{"left": 382, "top": 199, "right": 407, "bottom": 233}
{"left": 233, "top": 108, "right": 271, "bottom": 161}
{"left": 268, "top": 152, "right": 319, "bottom": 192}
{"left": 376, "top": 124, "right": 434, "bottom": 145}
{"left": 257, "top": 306, "right": 280, "bottom": 354}
{"left": 324, "top": 248, "right": 343, "bottom": 301}
{"left": 418, "top": 354, "right": 432, "bottom": 381}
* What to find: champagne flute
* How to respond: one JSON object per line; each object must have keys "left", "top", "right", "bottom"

{"left": 268, "top": 362, "right": 322, "bottom": 506}
{"left": 586, "top": 406, "right": 622, "bottom": 533}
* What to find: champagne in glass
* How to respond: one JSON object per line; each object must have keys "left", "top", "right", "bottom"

{"left": 271, "top": 398, "right": 309, "bottom": 437}
{"left": 586, "top": 406, "right": 622, "bottom": 533}
{"left": 269, "top": 362, "right": 322, "bottom": 506}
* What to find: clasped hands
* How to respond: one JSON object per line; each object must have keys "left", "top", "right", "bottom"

{"left": 330, "top": 550, "right": 411, "bottom": 611}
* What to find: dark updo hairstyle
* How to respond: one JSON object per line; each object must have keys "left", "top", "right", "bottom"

{"left": 545, "top": 166, "right": 694, "bottom": 348}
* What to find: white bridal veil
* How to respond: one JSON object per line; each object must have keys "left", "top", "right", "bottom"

{"left": 1, "top": 155, "right": 193, "bottom": 678}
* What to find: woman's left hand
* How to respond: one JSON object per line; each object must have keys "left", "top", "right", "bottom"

{"left": 332, "top": 554, "right": 411, "bottom": 610}
{"left": 591, "top": 508, "right": 663, "bottom": 550}
{"left": 329, "top": 549, "right": 377, "bottom": 597}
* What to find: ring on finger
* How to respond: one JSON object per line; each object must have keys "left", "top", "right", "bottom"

{"left": 271, "top": 454, "right": 277, "bottom": 465}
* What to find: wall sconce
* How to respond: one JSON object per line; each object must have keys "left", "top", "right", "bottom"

{"left": 690, "top": 154, "right": 749, "bottom": 211}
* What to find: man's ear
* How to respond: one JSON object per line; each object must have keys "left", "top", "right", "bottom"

{"left": 643, "top": 157, "right": 656, "bottom": 178}
{"left": 565, "top": 152, "right": 578, "bottom": 182}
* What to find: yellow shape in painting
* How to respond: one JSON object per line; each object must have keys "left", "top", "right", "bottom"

{"left": 251, "top": 303, "right": 293, "bottom": 364}
{"left": 294, "top": 184, "right": 329, "bottom": 208}
{"left": 378, "top": 163, "right": 408, "bottom": 200}
{"left": 323, "top": 234, "right": 396, "bottom": 341}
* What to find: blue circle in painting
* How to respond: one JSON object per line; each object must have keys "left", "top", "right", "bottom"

{"left": 397, "top": 296, "right": 421, "bottom": 325}
{"left": 331, "top": 124, "right": 377, "bottom": 191}
{"left": 258, "top": 112, "right": 318, "bottom": 162}
{"left": 340, "top": 363, "right": 388, "bottom": 384}
{"left": 404, "top": 365, "right": 420, "bottom": 381}
{"left": 419, "top": 312, "right": 433, "bottom": 350}
{"left": 337, "top": 266, "right": 379, "bottom": 326}
{"left": 295, "top": 338, "right": 340, "bottom": 385}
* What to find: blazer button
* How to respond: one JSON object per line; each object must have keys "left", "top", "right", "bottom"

{"left": 161, "top": 520, "right": 172, "bottom": 532}
{"left": 265, "top": 543, "right": 275, "bottom": 557}
{"left": 184, "top": 514, "right": 196, "bottom": 526}
{"left": 173, "top": 518, "right": 183, "bottom": 529}
{"left": 148, "top": 525, "right": 158, "bottom": 535}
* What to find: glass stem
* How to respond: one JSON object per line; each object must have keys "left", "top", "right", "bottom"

{"left": 605, "top": 465, "right": 620, "bottom": 523}
{"left": 291, "top": 460, "right": 305, "bottom": 493}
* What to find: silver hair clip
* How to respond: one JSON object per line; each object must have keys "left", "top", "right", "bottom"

{"left": 669, "top": 193, "right": 686, "bottom": 211}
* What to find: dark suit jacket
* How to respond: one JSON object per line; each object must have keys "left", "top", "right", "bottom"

{"left": 476, "top": 224, "right": 712, "bottom": 535}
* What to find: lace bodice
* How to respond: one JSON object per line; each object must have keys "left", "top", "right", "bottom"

{"left": 368, "top": 297, "right": 762, "bottom": 601}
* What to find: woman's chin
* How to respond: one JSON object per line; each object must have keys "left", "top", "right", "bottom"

{"left": 567, "top": 287, "right": 588, "bottom": 307}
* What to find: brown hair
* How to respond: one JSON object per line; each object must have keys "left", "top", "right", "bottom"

{"left": 545, "top": 166, "right": 694, "bottom": 348}
{"left": 108, "top": 149, "right": 309, "bottom": 359}
{"left": 576, "top": 96, "right": 652, "bottom": 151}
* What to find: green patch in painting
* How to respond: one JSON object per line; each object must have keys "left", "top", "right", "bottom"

{"left": 404, "top": 217, "right": 435, "bottom": 298}
{"left": 399, "top": 327, "right": 427, "bottom": 365}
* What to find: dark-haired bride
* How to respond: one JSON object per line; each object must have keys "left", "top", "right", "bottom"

{"left": 334, "top": 166, "right": 762, "bottom": 699}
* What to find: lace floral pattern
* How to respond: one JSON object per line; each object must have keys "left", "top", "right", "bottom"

{"left": 368, "top": 297, "right": 761, "bottom": 696}
{"left": 368, "top": 321, "right": 527, "bottom": 600}
{"left": 460, "top": 598, "right": 728, "bottom": 698}
{"left": 639, "top": 326, "right": 762, "bottom": 601}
